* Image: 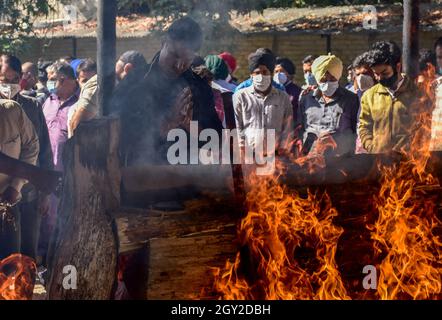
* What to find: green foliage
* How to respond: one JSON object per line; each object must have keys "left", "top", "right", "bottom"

{"left": 0, "top": 0, "right": 53, "bottom": 54}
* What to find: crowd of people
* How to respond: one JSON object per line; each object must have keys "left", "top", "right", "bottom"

{"left": 1, "top": 16, "right": 442, "bottom": 288}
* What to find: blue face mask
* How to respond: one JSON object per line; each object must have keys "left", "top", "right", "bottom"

{"left": 273, "top": 72, "right": 288, "bottom": 86}
{"left": 47, "top": 80, "right": 57, "bottom": 94}
{"left": 304, "top": 72, "right": 317, "bottom": 86}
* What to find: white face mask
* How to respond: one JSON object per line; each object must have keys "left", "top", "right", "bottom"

{"left": 0, "top": 83, "right": 21, "bottom": 99}
{"left": 252, "top": 74, "right": 272, "bottom": 92}
{"left": 318, "top": 81, "right": 339, "bottom": 97}
{"left": 356, "top": 74, "right": 374, "bottom": 92}
{"left": 273, "top": 72, "right": 288, "bottom": 86}
{"left": 46, "top": 80, "right": 57, "bottom": 94}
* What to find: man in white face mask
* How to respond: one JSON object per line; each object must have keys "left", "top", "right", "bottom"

{"left": 0, "top": 54, "right": 41, "bottom": 260}
{"left": 0, "top": 55, "right": 22, "bottom": 100}
{"left": 350, "top": 52, "right": 376, "bottom": 154}
{"left": 351, "top": 52, "right": 376, "bottom": 98}
{"left": 297, "top": 54, "right": 359, "bottom": 156}
{"left": 0, "top": 54, "right": 54, "bottom": 263}
{"left": 233, "top": 51, "right": 294, "bottom": 163}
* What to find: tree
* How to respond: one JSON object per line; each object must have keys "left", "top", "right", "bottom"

{"left": 0, "top": 0, "right": 53, "bottom": 54}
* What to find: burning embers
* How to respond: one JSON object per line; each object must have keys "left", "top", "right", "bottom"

{"left": 0, "top": 254, "right": 36, "bottom": 300}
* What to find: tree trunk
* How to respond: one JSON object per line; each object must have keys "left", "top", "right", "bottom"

{"left": 47, "top": 118, "right": 120, "bottom": 300}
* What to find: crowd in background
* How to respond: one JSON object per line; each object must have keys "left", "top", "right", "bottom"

{"left": 1, "top": 16, "right": 442, "bottom": 291}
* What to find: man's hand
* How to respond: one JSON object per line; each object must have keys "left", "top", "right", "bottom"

{"left": 162, "top": 87, "right": 193, "bottom": 134}
{"left": 33, "top": 169, "right": 62, "bottom": 195}
{"left": 1, "top": 186, "right": 21, "bottom": 206}
{"left": 38, "top": 194, "right": 50, "bottom": 216}
{"left": 301, "top": 85, "right": 317, "bottom": 96}
{"left": 69, "top": 107, "right": 96, "bottom": 138}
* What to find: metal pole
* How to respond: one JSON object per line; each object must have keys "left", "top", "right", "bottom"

{"left": 321, "top": 34, "right": 332, "bottom": 54}
{"left": 97, "top": 0, "right": 117, "bottom": 116}
{"left": 403, "top": 0, "right": 420, "bottom": 78}
{"left": 72, "top": 37, "right": 77, "bottom": 58}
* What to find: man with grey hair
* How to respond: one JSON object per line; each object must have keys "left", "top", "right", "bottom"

{"left": 42, "top": 62, "right": 79, "bottom": 171}
{"left": 21, "top": 61, "right": 49, "bottom": 106}
{"left": 68, "top": 58, "right": 98, "bottom": 138}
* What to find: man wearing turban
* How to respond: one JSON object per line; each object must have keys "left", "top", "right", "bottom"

{"left": 274, "top": 57, "right": 302, "bottom": 122}
{"left": 233, "top": 51, "right": 294, "bottom": 164}
{"left": 297, "top": 54, "right": 359, "bottom": 156}
{"left": 234, "top": 48, "right": 285, "bottom": 93}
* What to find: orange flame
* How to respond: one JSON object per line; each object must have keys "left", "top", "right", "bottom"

{"left": 294, "top": 134, "right": 337, "bottom": 174}
{"left": 213, "top": 159, "right": 349, "bottom": 300}
{"left": 212, "top": 72, "right": 441, "bottom": 300}
{"left": 369, "top": 70, "right": 442, "bottom": 300}
{"left": 0, "top": 254, "right": 36, "bottom": 300}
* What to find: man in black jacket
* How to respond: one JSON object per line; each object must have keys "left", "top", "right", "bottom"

{"left": 109, "top": 51, "right": 149, "bottom": 116}
{"left": 119, "top": 17, "right": 223, "bottom": 165}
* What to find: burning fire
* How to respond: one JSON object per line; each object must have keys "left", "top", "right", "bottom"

{"left": 369, "top": 70, "right": 442, "bottom": 300}
{"left": 212, "top": 69, "right": 441, "bottom": 300}
{"left": 213, "top": 161, "right": 349, "bottom": 300}
{"left": 0, "top": 254, "right": 36, "bottom": 300}
{"left": 294, "top": 134, "right": 337, "bottom": 174}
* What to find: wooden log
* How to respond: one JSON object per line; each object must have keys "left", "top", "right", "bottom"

{"left": 282, "top": 151, "right": 442, "bottom": 187}
{"left": 113, "top": 196, "right": 240, "bottom": 253}
{"left": 0, "top": 152, "right": 61, "bottom": 194}
{"left": 147, "top": 228, "right": 238, "bottom": 300}
{"left": 47, "top": 118, "right": 120, "bottom": 300}
{"left": 122, "top": 164, "right": 233, "bottom": 192}
{"left": 122, "top": 152, "right": 442, "bottom": 196}
{"left": 114, "top": 178, "right": 442, "bottom": 253}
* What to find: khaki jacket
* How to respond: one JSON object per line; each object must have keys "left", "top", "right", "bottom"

{"left": 0, "top": 99, "right": 39, "bottom": 194}
{"left": 358, "top": 75, "right": 420, "bottom": 154}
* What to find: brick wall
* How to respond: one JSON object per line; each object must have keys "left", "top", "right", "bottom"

{"left": 20, "top": 29, "right": 441, "bottom": 85}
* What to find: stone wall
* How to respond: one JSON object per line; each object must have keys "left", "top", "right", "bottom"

{"left": 20, "top": 29, "right": 441, "bottom": 85}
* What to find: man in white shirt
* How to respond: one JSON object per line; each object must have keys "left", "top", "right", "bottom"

{"left": 68, "top": 58, "right": 98, "bottom": 138}
{"left": 233, "top": 51, "right": 294, "bottom": 163}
